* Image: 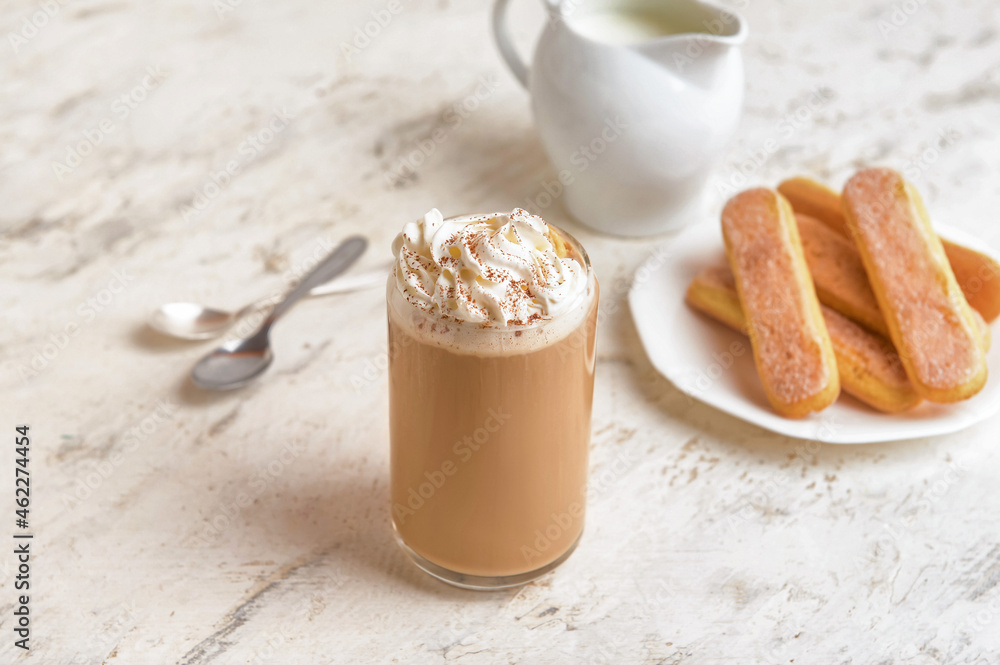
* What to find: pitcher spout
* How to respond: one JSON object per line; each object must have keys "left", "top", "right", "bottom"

{"left": 555, "top": 0, "right": 746, "bottom": 86}
{"left": 631, "top": 2, "right": 745, "bottom": 87}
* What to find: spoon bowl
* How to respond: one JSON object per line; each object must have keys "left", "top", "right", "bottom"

{"left": 151, "top": 303, "right": 249, "bottom": 340}
{"left": 191, "top": 332, "right": 274, "bottom": 390}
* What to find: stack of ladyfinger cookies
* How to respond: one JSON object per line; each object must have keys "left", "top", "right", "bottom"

{"left": 686, "top": 167, "right": 1000, "bottom": 418}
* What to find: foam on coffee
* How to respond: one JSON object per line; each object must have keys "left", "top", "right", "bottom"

{"left": 390, "top": 209, "right": 594, "bottom": 355}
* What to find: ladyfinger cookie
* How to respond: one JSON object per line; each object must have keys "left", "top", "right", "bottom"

{"left": 721, "top": 188, "right": 840, "bottom": 418}
{"left": 797, "top": 211, "right": 992, "bottom": 349}
{"left": 686, "top": 267, "right": 922, "bottom": 413}
{"left": 942, "top": 241, "right": 1000, "bottom": 322}
{"left": 777, "top": 177, "right": 849, "bottom": 235}
{"left": 842, "top": 168, "right": 987, "bottom": 403}
{"left": 779, "top": 175, "right": 1000, "bottom": 322}
{"left": 796, "top": 212, "right": 889, "bottom": 336}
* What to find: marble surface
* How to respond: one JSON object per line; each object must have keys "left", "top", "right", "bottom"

{"left": 3, "top": 0, "right": 1000, "bottom": 663}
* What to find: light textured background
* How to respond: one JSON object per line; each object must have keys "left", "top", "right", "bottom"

{"left": 3, "top": 0, "right": 1000, "bottom": 663}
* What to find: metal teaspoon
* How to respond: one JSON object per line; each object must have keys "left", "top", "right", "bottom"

{"left": 190, "top": 236, "right": 367, "bottom": 390}
{"left": 150, "top": 261, "right": 391, "bottom": 341}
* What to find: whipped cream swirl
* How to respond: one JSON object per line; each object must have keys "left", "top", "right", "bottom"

{"left": 391, "top": 208, "right": 588, "bottom": 327}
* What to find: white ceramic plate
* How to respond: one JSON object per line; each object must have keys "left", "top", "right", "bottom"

{"left": 628, "top": 221, "right": 1000, "bottom": 443}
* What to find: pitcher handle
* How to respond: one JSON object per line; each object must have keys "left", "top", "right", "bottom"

{"left": 491, "top": 0, "right": 530, "bottom": 89}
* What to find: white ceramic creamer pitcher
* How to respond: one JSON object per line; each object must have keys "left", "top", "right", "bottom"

{"left": 493, "top": 0, "right": 747, "bottom": 236}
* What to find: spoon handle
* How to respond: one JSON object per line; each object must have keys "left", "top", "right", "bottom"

{"left": 268, "top": 236, "right": 368, "bottom": 323}
{"left": 307, "top": 261, "right": 393, "bottom": 297}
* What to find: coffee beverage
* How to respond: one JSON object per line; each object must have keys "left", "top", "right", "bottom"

{"left": 388, "top": 208, "right": 598, "bottom": 588}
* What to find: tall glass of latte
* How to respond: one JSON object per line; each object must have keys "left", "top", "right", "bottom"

{"left": 388, "top": 208, "right": 599, "bottom": 589}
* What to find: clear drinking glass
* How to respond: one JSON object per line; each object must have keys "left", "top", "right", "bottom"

{"left": 387, "top": 219, "right": 599, "bottom": 589}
